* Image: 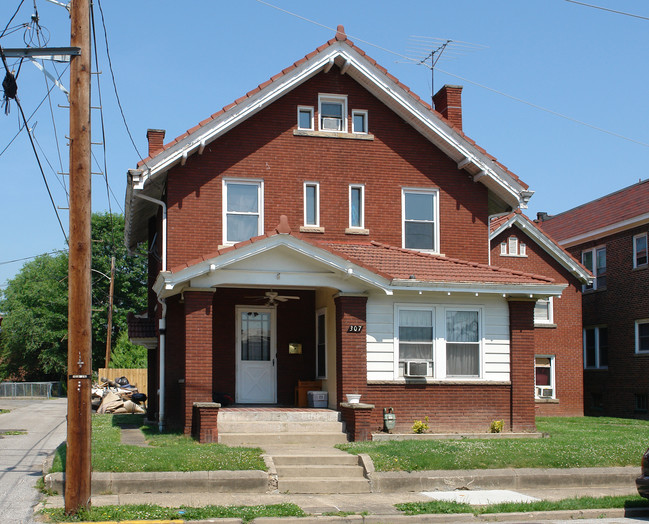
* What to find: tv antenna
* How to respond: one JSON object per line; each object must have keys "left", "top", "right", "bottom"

{"left": 404, "top": 36, "right": 487, "bottom": 104}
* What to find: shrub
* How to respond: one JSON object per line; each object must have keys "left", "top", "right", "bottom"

{"left": 412, "top": 416, "right": 429, "bottom": 434}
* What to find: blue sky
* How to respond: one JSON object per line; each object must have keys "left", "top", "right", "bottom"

{"left": 1, "top": 0, "right": 648, "bottom": 289}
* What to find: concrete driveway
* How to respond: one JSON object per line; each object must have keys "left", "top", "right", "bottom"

{"left": 0, "top": 397, "right": 67, "bottom": 524}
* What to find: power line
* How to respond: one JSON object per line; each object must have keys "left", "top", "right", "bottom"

{"left": 564, "top": 0, "right": 649, "bottom": 21}
{"left": 0, "top": 0, "right": 26, "bottom": 40}
{"left": 96, "top": 0, "right": 147, "bottom": 165}
{"left": 0, "top": 249, "right": 68, "bottom": 266}
{"left": 253, "top": 0, "right": 649, "bottom": 149}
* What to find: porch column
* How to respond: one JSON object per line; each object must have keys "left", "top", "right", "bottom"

{"left": 335, "top": 295, "right": 368, "bottom": 406}
{"left": 183, "top": 291, "right": 214, "bottom": 435}
{"left": 508, "top": 299, "right": 536, "bottom": 432}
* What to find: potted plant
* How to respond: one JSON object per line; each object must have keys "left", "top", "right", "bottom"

{"left": 345, "top": 392, "right": 362, "bottom": 404}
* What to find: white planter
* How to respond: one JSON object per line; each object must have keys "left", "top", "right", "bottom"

{"left": 346, "top": 394, "right": 361, "bottom": 404}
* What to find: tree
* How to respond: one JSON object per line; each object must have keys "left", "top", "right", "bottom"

{"left": 0, "top": 212, "right": 148, "bottom": 380}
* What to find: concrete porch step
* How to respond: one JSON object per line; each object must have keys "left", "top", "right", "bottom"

{"left": 218, "top": 432, "right": 348, "bottom": 446}
{"left": 217, "top": 420, "right": 344, "bottom": 433}
{"left": 277, "top": 477, "right": 371, "bottom": 494}
{"left": 272, "top": 454, "right": 358, "bottom": 466}
{"left": 218, "top": 409, "right": 341, "bottom": 423}
{"left": 275, "top": 464, "right": 366, "bottom": 478}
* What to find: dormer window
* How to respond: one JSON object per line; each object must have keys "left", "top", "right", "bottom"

{"left": 500, "top": 236, "right": 527, "bottom": 257}
{"left": 319, "top": 94, "right": 347, "bottom": 132}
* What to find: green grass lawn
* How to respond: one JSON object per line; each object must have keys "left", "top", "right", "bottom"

{"left": 43, "top": 503, "right": 305, "bottom": 522}
{"left": 337, "top": 416, "right": 649, "bottom": 471}
{"left": 50, "top": 413, "right": 265, "bottom": 472}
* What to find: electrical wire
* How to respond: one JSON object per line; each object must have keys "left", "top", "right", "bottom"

{"left": 14, "top": 96, "right": 68, "bottom": 243}
{"left": 96, "top": 0, "right": 147, "bottom": 166}
{"left": 253, "top": 0, "right": 649, "bottom": 149}
{"left": 564, "top": 0, "right": 649, "bottom": 21}
{"left": 0, "top": 0, "right": 26, "bottom": 40}
{"left": 0, "top": 249, "right": 68, "bottom": 266}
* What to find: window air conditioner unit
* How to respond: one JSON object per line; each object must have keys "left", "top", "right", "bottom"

{"left": 405, "top": 361, "right": 428, "bottom": 377}
{"left": 322, "top": 117, "right": 341, "bottom": 131}
{"left": 536, "top": 386, "right": 553, "bottom": 398}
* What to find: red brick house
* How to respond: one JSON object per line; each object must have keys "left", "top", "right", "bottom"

{"left": 538, "top": 179, "right": 649, "bottom": 418}
{"left": 124, "top": 26, "right": 590, "bottom": 438}
{"left": 490, "top": 211, "right": 590, "bottom": 416}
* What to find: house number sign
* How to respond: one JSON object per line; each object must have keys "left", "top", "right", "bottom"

{"left": 347, "top": 325, "right": 363, "bottom": 333}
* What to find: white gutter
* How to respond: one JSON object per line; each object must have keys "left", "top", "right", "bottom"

{"left": 134, "top": 192, "right": 168, "bottom": 431}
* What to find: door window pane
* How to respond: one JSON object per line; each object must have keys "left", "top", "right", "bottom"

{"left": 241, "top": 312, "right": 270, "bottom": 361}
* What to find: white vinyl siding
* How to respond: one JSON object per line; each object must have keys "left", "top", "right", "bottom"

{"left": 365, "top": 294, "right": 510, "bottom": 382}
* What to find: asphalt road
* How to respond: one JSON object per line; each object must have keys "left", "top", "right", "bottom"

{"left": 0, "top": 397, "right": 67, "bottom": 524}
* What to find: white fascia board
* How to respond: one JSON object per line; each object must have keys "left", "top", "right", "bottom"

{"left": 153, "top": 235, "right": 393, "bottom": 298}
{"left": 556, "top": 212, "right": 649, "bottom": 248}
{"left": 390, "top": 280, "right": 567, "bottom": 297}
{"left": 339, "top": 47, "right": 529, "bottom": 208}
{"left": 490, "top": 216, "right": 592, "bottom": 284}
{"left": 135, "top": 48, "right": 343, "bottom": 191}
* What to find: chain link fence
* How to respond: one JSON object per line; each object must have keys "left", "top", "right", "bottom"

{"left": 0, "top": 381, "right": 63, "bottom": 399}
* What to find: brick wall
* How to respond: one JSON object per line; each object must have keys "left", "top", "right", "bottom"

{"left": 491, "top": 225, "right": 584, "bottom": 416}
{"left": 508, "top": 300, "right": 537, "bottom": 431}
{"left": 565, "top": 225, "right": 649, "bottom": 417}
{"left": 335, "top": 295, "right": 368, "bottom": 407}
{"left": 165, "top": 67, "right": 490, "bottom": 271}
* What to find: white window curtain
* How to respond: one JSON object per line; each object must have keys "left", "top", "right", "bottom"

{"left": 446, "top": 310, "right": 479, "bottom": 376}
{"left": 227, "top": 183, "right": 259, "bottom": 242}
{"left": 399, "top": 309, "right": 433, "bottom": 361}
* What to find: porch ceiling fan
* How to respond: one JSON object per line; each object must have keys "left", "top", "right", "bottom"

{"left": 247, "top": 291, "right": 301, "bottom": 306}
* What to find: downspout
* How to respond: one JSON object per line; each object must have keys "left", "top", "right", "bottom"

{"left": 135, "top": 193, "right": 167, "bottom": 432}
{"left": 487, "top": 212, "right": 511, "bottom": 266}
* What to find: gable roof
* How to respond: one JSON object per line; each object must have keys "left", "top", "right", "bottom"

{"left": 153, "top": 226, "right": 566, "bottom": 300}
{"left": 125, "top": 25, "right": 533, "bottom": 251}
{"left": 538, "top": 178, "right": 649, "bottom": 247}
{"left": 489, "top": 211, "right": 592, "bottom": 284}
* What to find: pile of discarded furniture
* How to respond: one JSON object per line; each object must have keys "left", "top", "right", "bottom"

{"left": 92, "top": 376, "right": 147, "bottom": 414}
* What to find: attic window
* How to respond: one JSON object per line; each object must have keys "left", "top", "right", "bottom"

{"left": 319, "top": 94, "right": 347, "bottom": 132}
{"left": 298, "top": 106, "right": 313, "bottom": 130}
{"left": 352, "top": 110, "right": 368, "bottom": 134}
{"left": 500, "top": 236, "right": 527, "bottom": 257}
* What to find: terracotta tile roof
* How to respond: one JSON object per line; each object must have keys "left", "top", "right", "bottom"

{"left": 136, "top": 25, "right": 526, "bottom": 190}
{"left": 539, "top": 178, "right": 649, "bottom": 242}
{"left": 319, "top": 241, "right": 554, "bottom": 284}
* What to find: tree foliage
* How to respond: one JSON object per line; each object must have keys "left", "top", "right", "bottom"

{"left": 0, "top": 213, "right": 148, "bottom": 380}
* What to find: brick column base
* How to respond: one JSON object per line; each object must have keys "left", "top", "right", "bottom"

{"left": 192, "top": 402, "right": 220, "bottom": 443}
{"left": 340, "top": 402, "right": 374, "bottom": 441}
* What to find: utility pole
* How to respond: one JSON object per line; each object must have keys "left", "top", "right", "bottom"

{"left": 105, "top": 256, "right": 115, "bottom": 368}
{"left": 65, "top": 0, "right": 92, "bottom": 515}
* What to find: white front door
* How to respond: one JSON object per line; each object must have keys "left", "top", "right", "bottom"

{"left": 236, "top": 307, "right": 277, "bottom": 403}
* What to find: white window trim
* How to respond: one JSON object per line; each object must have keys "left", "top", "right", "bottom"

{"left": 635, "top": 319, "right": 649, "bottom": 354}
{"left": 583, "top": 325, "right": 608, "bottom": 369}
{"left": 303, "top": 182, "right": 320, "bottom": 227}
{"left": 318, "top": 93, "right": 348, "bottom": 133}
{"left": 222, "top": 178, "right": 264, "bottom": 246}
{"left": 582, "top": 245, "right": 606, "bottom": 290}
{"left": 297, "top": 106, "right": 314, "bottom": 131}
{"left": 316, "top": 307, "right": 327, "bottom": 379}
{"left": 401, "top": 187, "right": 440, "bottom": 253}
{"left": 534, "top": 297, "right": 554, "bottom": 326}
{"left": 352, "top": 109, "right": 368, "bottom": 134}
{"left": 535, "top": 354, "right": 556, "bottom": 399}
{"left": 634, "top": 233, "right": 648, "bottom": 268}
{"left": 348, "top": 184, "right": 365, "bottom": 229}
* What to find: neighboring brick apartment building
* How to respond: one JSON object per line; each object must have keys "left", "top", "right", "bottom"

{"left": 125, "top": 26, "right": 590, "bottom": 438}
{"left": 538, "top": 179, "right": 649, "bottom": 418}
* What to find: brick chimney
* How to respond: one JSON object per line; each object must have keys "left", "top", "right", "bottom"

{"left": 433, "top": 85, "right": 463, "bottom": 131}
{"left": 146, "top": 129, "right": 166, "bottom": 157}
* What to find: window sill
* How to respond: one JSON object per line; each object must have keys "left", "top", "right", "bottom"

{"left": 500, "top": 254, "right": 528, "bottom": 258}
{"left": 294, "top": 129, "right": 375, "bottom": 140}
{"left": 583, "top": 287, "right": 606, "bottom": 294}
{"left": 299, "top": 226, "right": 325, "bottom": 234}
{"left": 535, "top": 398, "right": 559, "bottom": 404}
{"left": 345, "top": 228, "right": 369, "bottom": 235}
{"left": 633, "top": 265, "right": 648, "bottom": 272}
{"left": 635, "top": 352, "right": 649, "bottom": 357}
{"left": 534, "top": 323, "right": 557, "bottom": 329}
{"left": 584, "top": 367, "right": 608, "bottom": 371}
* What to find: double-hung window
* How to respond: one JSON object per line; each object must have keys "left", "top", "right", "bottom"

{"left": 304, "top": 182, "right": 320, "bottom": 227}
{"left": 584, "top": 326, "right": 608, "bottom": 369}
{"left": 582, "top": 246, "right": 606, "bottom": 290}
{"left": 318, "top": 94, "right": 347, "bottom": 132}
{"left": 223, "top": 179, "right": 263, "bottom": 244}
{"left": 534, "top": 298, "right": 554, "bottom": 326}
{"left": 535, "top": 355, "right": 555, "bottom": 399}
{"left": 397, "top": 308, "right": 434, "bottom": 377}
{"left": 402, "top": 188, "right": 439, "bottom": 252}
{"left": 446, "top": 310, "right": 480, "bottom": 377}
{"left": 349, "top": 185, "right": 364, "bottom": 229}
{"left": 636, "top": 320, "right": 649, "bottom": 354}
{"left": 634, "top": 233, "right": 648, "bottom": 268}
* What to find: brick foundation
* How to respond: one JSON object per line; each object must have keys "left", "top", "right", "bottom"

{"left": 340, "top": 402, "right": 374, "bottom": 441}
{"left": 191, "top": 402, "right": 220, "bottom": 443}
